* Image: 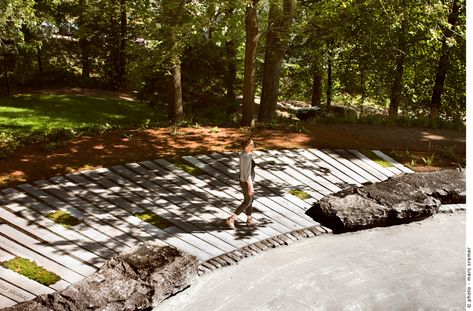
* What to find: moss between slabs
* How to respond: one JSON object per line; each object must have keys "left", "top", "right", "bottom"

{"left": 172, "top": 159, "right": 206, "bottom": 176}
{"left": 47, "top": 210, "right": 81, "bottom": 229}
{"left": 289, "top": 189, "right": 311, "bottom": 200}
{"left": 1, "top": 257, "right": 61, "bottom": 286}
{"left": 360, "top": 150, "right": 393, "bottom": 167}
{"left": 134, "top": 210, "right": 173, "bottom": 229}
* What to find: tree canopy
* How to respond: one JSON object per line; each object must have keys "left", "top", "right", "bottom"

{"left": 0, "top": 0, "right": 466, "bottom": 127}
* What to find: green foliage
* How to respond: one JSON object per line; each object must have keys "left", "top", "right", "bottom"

{"left": 1, "top": 257, "right": 61, "bottom": 286}
{"left": 309, "top": 108, "right": 465, "bottom": 131}
{"left": 0, "top": 132, "right": 21, "bottom": 159}
{"left": 209, "top": 126, "right": 220, "bottom": 133}
{"left": 289, "top": 188, "right": 311, "bottom": 200}
{"left": 0, "top": 0, "right": 37, "bottom": 47}
{"left": 0, "top": 0, "right": 466, "bottom": 127}
{"left": 169, "top": 125, "right": 186, "bottom": 137}
{"left": 134, "top": 210, "right": 173, "bottom": 229}
{"left": 422, "top": 153, "right": 436, "bottom": 166}
{"left": 47, "top": 210, "right": 81, "bottom": 228}
{"left": 437, "top": 145, "right": 458, "bottom": 162}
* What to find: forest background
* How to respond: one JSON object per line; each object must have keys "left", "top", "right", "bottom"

{"left": 0, "top": 0, "right": 466, "bottom": 126}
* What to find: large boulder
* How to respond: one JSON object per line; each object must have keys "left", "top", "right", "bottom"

{"left": 307, "top": 169, "right": 465, "bottom": 233}
{"left": 4, "top": 244, "right": 198, "bottom": 311}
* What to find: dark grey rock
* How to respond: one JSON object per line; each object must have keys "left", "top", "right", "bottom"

{"left": 306, "top": 170, "right": 466, "bottom": 233}
{"left": 3, "top": 244, "right": 198, "bottom": 311}
{"left": 397, "top": 169, "right": 466, "bottom": 203}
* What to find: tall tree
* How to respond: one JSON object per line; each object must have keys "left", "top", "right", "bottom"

{"left": 161, "top": 0, "right": 189, "bottom": 122}
{"left": 325, "top": 39, "right": 333, "bottom": 107}
{"left": 241, "top": 0, "right": 260, "bottom": 127}
{"left": 311, "top": 66, "right": 323, "bottom": 107}
{"left": 258, "top": 0, "right": 295, "bottom": 122}
{"left": 388, "top": 28, "right": 407, "bottom": 118}
{"left": 430, "top": 0, "right": 463, "bottom": 124}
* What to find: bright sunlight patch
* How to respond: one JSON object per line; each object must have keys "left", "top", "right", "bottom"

{"left": 0, "top": 94, "right": 163, "bottom": 137}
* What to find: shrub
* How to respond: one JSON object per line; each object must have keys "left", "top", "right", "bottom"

{"left": 0, "top": 132, "right": 20, "bottom": 159}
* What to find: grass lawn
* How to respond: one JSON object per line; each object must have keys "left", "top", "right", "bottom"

{"left": 0, "top": 94, "right": 165, "bottom": 137}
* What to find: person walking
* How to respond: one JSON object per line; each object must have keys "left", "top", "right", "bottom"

{"left": 226, "top": 137, "right": 257, "bottom": 229}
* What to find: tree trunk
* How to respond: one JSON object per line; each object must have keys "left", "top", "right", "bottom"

{"left": 37, "top": 48, "right": 43, "bottom": 75}
{"left": 311, "top": 67, "right": 323, "bottom": 107}
{"left": 78, "top": 0, "right": 90, "bottom": 81}
{"left": 168, "top": 57, "right": 183, "bottom": 122}
{"left": 2, "top": 53, "right": 9, "bottom": 96}
{"left": 360, "top": 68, "right": 365, "bottom": 117}
{"left": 79, "top": 38, "right": 90, "bottom": 80}
{"left": 258, "top": 0, "right": 295, "bottom": 122}
{"left": 388, "top": 51, "right": 405, "bottom": 118}
{"left": 326, "top": 41, "right": 333, "bottom": 108}
{"left": 117, "top": 0, "right": 127, "bottom": 89}
{"left": 224, "top": 39, "right": 237, "bottom": 99}
{"left": 241, "top": 0, "right": 260, "bottom": 127}
{"left": 430, "top": 0, "right": 461, "bottom": 125}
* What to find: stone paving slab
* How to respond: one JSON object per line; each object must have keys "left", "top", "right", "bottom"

{"left": 0, "top": 149, "right": 414, "bottom": 308}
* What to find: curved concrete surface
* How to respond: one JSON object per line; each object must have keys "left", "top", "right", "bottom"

{"left": 157, "top": 213, "right": 466, "bottom": 311}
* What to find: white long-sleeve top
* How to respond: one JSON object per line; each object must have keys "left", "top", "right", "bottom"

{"left": 239, "top": 151, "right": 255, "bottom": 182}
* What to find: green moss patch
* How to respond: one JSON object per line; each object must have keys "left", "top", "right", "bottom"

{"left": 47, "top": 210, "right": 81, "bottom": 229}
{"left": 360, "top": 150, "right": 393, "bottom": 167}
{"left": 289, "top": 189, "right": 311, "bottom": 200}
{"left": 172, "top": 159, "right": 206, "bottom": 176}
{"left": 1, "top": 257, "right": 61, "bottom": 286}
{"left": 134, "top": 210, "right": 173, "bottom": 229}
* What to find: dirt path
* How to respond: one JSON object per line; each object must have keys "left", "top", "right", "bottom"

{"left": 0, "top": 124, "right": 465, "bottom": 189}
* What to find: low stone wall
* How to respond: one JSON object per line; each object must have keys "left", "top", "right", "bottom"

{"left": 306, "top": 169, "right": 466, "bottom": 233}
{"left": 3, "top": 244, "right": 198, "bottom": 311}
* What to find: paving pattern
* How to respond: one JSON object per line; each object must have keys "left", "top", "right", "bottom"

{"left": 0, "top": 148, "right": 420, "bottom": 308}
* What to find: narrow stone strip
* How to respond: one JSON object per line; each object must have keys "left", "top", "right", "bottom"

{"left": 437, "top": 204, "right": 466, "bottom": 214}
{"left": 197, "top": 225, "right": 330, "bottom": 275}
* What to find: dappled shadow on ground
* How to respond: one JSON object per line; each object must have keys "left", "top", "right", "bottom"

{"left": 0, "top": 124, "right": 466, "bottom": 189}
{"left": 305, "top": 123, "right": 465, "bottom": 153}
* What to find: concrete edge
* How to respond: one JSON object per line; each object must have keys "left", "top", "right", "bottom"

{"left": 197, "top": 204, "right": 467, "bottom": 275}
{"left": 197, "top": 225, "right": 332, "bottom": 275}
{"left": 437, "top": 204, "right": 467, "bottom": 214}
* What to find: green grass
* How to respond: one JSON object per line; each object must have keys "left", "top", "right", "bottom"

{"left": 134, "top": 210, "right": 173, "bottom": 229}
{"left": 360, "top": 150, "right": 393, "bottom": 167}
{"left": 1, "top": 257, "right": 61, "bottom": 285}
{"left": 46, "top": 210, "right": 81, "bottom": 229}
{"left": 289, "top": 189, "right": 311, "bottom": 200}
{"left": 0, "top": 94, "right": 165, "bottom": 137}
